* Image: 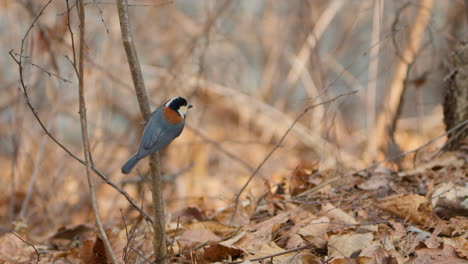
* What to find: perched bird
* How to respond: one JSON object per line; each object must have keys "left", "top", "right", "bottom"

{"left": 121, "top": 97, "right": 192, "bottom": 174}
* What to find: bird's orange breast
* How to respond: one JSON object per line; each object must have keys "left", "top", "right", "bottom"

{"left": 162, "top": 107, "right": 183, "bottom": 124}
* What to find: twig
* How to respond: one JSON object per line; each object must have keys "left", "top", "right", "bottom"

{"left": 92, "top": 0, "right": 109, "bottom": 34}
{"left": 131, "top": 247, "right": 152, "bottom": 264}
{"left": 121, "top": 208, "right": 142, "bottom": 263}
{"left": 1, "top": 228, "right": 40, "bottom": 264}
{"left": 231, "top": 90, "right": 358, "bottom": 223}
{"left": 116, "top": 0, "right": 167, "bottom": 262}
{"left": 65, "top": 0, "right": 78, "bottom": 75}
{"left": 75, "top": 1, "right": 118, "bottom": 263}
{"left": 295, "top": 119, "right": 468, "bottom": 198}
{"left": 9, "top": 51, "right": 71, "bottom": 83}
{"left": 121, "top": 209, "right": 130, "bottom": 262}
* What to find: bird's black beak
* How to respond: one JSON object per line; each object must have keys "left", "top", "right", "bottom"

{"left": 188, "top": 104, "right": 193, "bottom": 108}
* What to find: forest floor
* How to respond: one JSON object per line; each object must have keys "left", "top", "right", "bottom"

{"left": 1, "top": 147, "right": 466, "bottom": 264}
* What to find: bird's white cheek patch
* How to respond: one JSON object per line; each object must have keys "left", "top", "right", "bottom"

{"left": 178, "top": 105, "right": 188, "bottom": 118}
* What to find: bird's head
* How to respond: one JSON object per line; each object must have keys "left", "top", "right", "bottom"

{"left": 165, "top": 97, "right": 193, "bottom": 118}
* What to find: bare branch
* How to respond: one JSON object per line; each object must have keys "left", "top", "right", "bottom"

{"left": 75, "top": 1, "right": 118, "bottom": 263}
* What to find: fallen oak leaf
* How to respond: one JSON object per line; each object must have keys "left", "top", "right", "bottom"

{"left": 80, "top": 229, "right": 124, "bottom": 264}
{"left": 0, "top": 232, "right": 36, "bottom": 263}
{"left": 319, "top": 203, "right": 357, "bottom": 226}
{"left": 298, "top": 216, "right": 330, "bottom": 249}
{"left": 203, "top": 243, "right": 244, "bottom": 262}
{"left": 328, "top": 232, "right": 374, "bottom": 259}
{"left": 184, "top": 221, "right": 237, "bottom": 238}
{"left": 406, "top": 246, "right": 467, "bottom": 264}
{"left": 376, "top": 194, "right": 439, "bottom": 227}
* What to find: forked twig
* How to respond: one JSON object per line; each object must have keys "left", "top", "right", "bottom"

{"left": 0, "top": 228, "right": 40, "bottom": 264}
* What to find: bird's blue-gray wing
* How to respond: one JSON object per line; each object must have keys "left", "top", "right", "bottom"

{"left": 135, "top": 108, "right": 184, "bottom": 159}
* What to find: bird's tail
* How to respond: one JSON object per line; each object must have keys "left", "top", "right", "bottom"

{"left": 121, "top": 154, "right": 139, "bottom": 174}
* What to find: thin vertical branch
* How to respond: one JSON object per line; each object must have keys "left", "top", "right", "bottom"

{"left": 76, "top": 1, "right": 118, "bottom": 263}
{"left": 366, "top": 0, "right": 383, "bottom": 160}
{"left": 116, "top": 0, "right": 167, "bottom": 262}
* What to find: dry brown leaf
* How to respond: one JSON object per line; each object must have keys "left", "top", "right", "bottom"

{"left": 389, "top": 220, "right": 406, "bottom": 239}
{"left": 184, "top": 221, "right": 237, "bottom": 238}
{"left": 456, "top": 242, "right": 468, "bottom": 259}
{"left": 202, "top": 243, "right": 244, "bottom": 262}
{"left": 244, "top": 241, "right": 290, "bottom": 263}
{"left": 442, "top": 237, "right": 468, "bottom": 259}
{"left": 376, "top": 194, "right": 439, "bottom": 227}
{"left": 328, "top": 232, "right": 374, "bottom": 259}
{"left": 360, "top": 242, "right": 402, "bottom": 264}
{"left": 406, "top": 247, "right": 467, "bottom": 264}
{"left": 290, "top": 208, "right": 316, "bottom": 225}
{"left": 278, "top": 253, "right": 303, "bottom": 264}
{"left": 234, "top": 212, "right": 290, "bottom": 253}
{"left": 298, "top": 216, "right": 330, "bottom": 237}
{"left": 319, "top": 203, "right": 357, "bottom": 226}
{"left": 329, "top": 258, "right": 355, "bottom": 264}
{"left": 424, "top": 221, "right": 445, "bottom": 249}
{"left": 289, "top": 163, "right": 320, "bottom": 196}
{"left": 212, "top": 199, "right": 256, "bottom": 226}
{"left": 298, "top": 216, "right": 330, "bottom": 249}
{"left": 357, "top": 171, "right": 391, "bottom": 191}
{"left": 286, "top": 234, "right": 307, "bottom": 249}
{"left": 0, "top": 233, "right": 35, "bottom": 263}
{"left": 79, "top": 229, "right": 125, "bottom": 264}
{"left": 176, "top": 229, "right": 221, "bottom": 257}
{"left": 80, "top": 237, "right": 107, "bottom": 264}
{"left": 171, "top": 206, "right": 207, "bottom": 223}
{"left": 300, "top": 252, "right": 323, "bottom": 264}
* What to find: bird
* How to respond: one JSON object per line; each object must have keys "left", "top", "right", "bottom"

{"left": 121, "top": 97, "right": 192, "bottom": 174}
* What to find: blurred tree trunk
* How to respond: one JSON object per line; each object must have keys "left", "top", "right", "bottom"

{"left": 373, "top": 0, "right": 432, "bottom": 158}
{"left": 443, "top": 44, "right": 468, "bottom": 150}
